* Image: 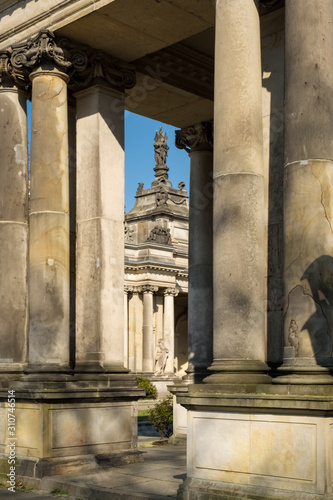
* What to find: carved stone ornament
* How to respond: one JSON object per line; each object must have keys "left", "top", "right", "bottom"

{"left": 288, "top": 319, "right": 299, "bottom": 357}
{"left": 124, "top": 285, "right": 134, "bottom": 294}
{"left": 68, "top": 49, "right": 136, "bottom": 92}
{"left": 163, "top": 288, "right": 179, "bottom": 297}
{"left": 124, "top": 224, "right": 134, "bottom": 242}
{"left": 141, "top": 285, "right": 159, "bottom": 294}
{"left": 175, "top": 120, "right": 213, "bottom": 153}
{"left": 0, "top": 50, "right": 28, "bottom": 89}
{"left": 155, "top": 185, "right": 168, "bottom": 207}
{"left": 147, "top": 225, "right": 171, "bottom": 245}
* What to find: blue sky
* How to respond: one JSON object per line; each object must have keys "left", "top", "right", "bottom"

{"left": 27, "top": 102, "right": 190, "bottom": 213}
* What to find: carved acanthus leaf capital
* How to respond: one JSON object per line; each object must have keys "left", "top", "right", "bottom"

{"left": 141, "top": 285, "right": 159, "bottom": 294}
{"left": 69, "top": 49, "right": 135, "bottom": 92}
{"left": 10, "top": 30, "right": 88, "bottom": 81}
{"left": 124, "top": 285, "right": 134, "bottom": 294}
{"left": 0, "top": 50, "right": 28, "bottom": 89}
{"left": 175, "top": 120, "right": 213, "bottom": 154}
{"left": 163, "top": 288, "right": 179, "bottom": 297}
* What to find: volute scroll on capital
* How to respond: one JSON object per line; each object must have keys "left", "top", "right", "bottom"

{"left": 124, "top": 285, "right": 134, "bottom": 294}
{"left": 175, "top": 120, "right": 213, "bottom": 154}
{"left": 0, "top": 50, "right": 29, "bottom": 90}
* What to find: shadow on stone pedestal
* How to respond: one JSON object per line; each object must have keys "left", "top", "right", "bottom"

{"left": 0, "top": 372, "right": 144, "bottom": 479}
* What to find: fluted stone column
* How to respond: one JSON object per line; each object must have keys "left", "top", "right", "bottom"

{"left": 176, "top": 121, "right": 213, "bottom": 382}
{"left": 142, "top": 285, "right": 158, "bottom": 374}
{"left": 0, "top": 52, "right": 28, "bottom": 368}
{"left": 207, "top": 0, "right": 269, "bottom": 384}
{"left": 75, "top": 54, "right": 135, "bottom": 372}
{"left": 163, "top": 288, "right": 178, "bottom": 374}
{"left": 276, "top": 0, "right": 333, "bottom": 383}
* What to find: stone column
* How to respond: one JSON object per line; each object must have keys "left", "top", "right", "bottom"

{"left": 163, "top": 288, "right": 179, "bottom": 374}
{"left": 124, "top": 286, "right": 133, "bottom": 369}
{"left": 276, "top": 0, "right": 333, "bottom": 383}
{"left": 68, "top": 99, "right": 76, "bottom": 367}
{"left": 207, "top": 0, "right": 269, "bottom": 384}
{"left": 74, "top": 53, "right": 135, "bottom": 372}
{"left": 142, "top": 285, "right": 158, "bottom": 374}
{"left": 175, "top": 121, "right": 213, "bottom": 382}
{"left": 11, "top": 31, "right": 75, "bottom": 371}
{"left": 0, "top": 52, "right": 28, "bottom": 368}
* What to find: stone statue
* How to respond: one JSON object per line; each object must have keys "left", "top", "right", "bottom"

{"left": 153, "top": 127, "right": 170, "bottom": 184}
{"left": 154, "top": 339, "right": 169, "bottom": 375}
{"left": 288, "top": 319, "right": 299, "bottom": 357}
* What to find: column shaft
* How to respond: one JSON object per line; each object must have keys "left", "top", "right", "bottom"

{"left": 75, "top": 84, "right": 126, "bottom": 372}
{"left": 0, "top": 63, "right": 28, "bottom": 367}
{"left": 142, "top": 287, "right": 157, "bottom": 373}
{"left": 29, "top": 66, "right": 70, "bottom": 369}
{"left": 164, "top": 291, "right": 176, "bottom": 374}
{"left": 277, "top": 0, "right": 333, "bottom": 382}
{"left": 176, "top": 122, "right": 213, "bottom": 382}
{"left": 210, "top": 0, "right": 269, "bottom": 383}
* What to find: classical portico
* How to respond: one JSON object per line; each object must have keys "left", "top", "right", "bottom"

{"left": 2, "top": 0, "right": 333, "bottom": 498}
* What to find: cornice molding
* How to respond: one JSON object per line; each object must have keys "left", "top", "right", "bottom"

{"left": 134, "top": 42, "right": 213, "bottom": 101}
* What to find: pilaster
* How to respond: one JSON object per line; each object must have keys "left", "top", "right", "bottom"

{"left": 142, "top": 285, "right": 158, "bottom": 374}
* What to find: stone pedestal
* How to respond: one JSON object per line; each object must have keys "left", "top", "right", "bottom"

{"left": 178, "top": 385, "right": 333, "bottom": 500}
{"left": 28, "top": 64, "right": 70, "bottom": 371}
{"left": 0, "top": 53, "right": 28, "bottom": 370}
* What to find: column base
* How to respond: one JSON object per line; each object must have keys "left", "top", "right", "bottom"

{"left": 203, "top": 359, "right": 271, "bottom": 384}
{"left": 273, "top": 356, "right": 333, "bottom": 384}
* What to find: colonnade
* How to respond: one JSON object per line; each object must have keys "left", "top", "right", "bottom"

{"left": 124, "top": 285, "right": 179, "bottom": 375}
{"left": 0, "top": 30, "right": 136, "bottom": 376}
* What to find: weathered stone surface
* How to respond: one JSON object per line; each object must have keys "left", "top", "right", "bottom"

{"left": 0, "top": 224, "right": 28, "bottom": 362}
{"left": 208, "top": 0, "right": 268, "bottom": 384}
{"left": 75, "top": 84, "right": 125, "bottom": 372}
{"left": 29, "top": 66, "right": 70, "bottom": 369}
{"left": 0, "top": 84, "right": 28, "bottom": 363}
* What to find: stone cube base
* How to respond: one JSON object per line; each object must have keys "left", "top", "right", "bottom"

{"left": 0, "top": 398, "right": 142, "bottom": 477}
{"left": 178, "top": 386, "right": 333, "bottom": 499}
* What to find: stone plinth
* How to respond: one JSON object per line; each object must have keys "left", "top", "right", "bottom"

{"left": 178, "top": 385, "right": 333, "bottom": 500}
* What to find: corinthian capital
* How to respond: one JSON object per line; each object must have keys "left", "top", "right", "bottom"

{"left": 175, "top": 120, "right": 213, "bottom": 154}
{"left": 11, "top": 30, "right": 87, "bottom": 76}
{"left": 0, "top": 50, "right": 28, "bottom": 89}
{"left": 141, "top": 285, "right": 159, "bottom": 294}
{"left": 163, "top": 288, "right": 179, "bottom": 297}
{"left": 69, "top": 50, "right": 135, "bottom": 92}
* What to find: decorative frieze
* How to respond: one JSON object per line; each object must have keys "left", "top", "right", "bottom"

{"left": 175, "top": 121, "right": 213, "bottom": 154}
